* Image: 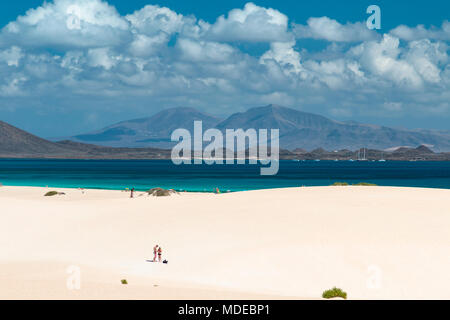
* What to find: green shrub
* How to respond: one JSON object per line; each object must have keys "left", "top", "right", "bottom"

{"left": 353, "top": 182, "right": 377, "bottom": 186}
{"left": 331, "top": 182, "right": 349, "bottom": 186}
{"left": 147, "top": 187, "right": 172, "bottom": 197}
{"left": 121, "top": 279, "right": 128, "bottom": 285}
{"left": 322, "top": 287, "right": 347, "bottom": 299}
{"left": 44, "top": 191, "right": 58, "bottom": 197}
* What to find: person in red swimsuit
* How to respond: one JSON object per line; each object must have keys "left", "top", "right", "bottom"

{"left": 157, "top": 246, "right": 162, "bottom": 262}
{"left": 153, "top": 245, "right": 159, "bottom": 262}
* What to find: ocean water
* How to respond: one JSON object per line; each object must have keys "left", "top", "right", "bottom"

{"left": 0, "top": 159, "right": 449, "bottom": 192}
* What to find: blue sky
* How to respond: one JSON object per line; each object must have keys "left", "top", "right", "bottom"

{"left": 0, "top": 0, "right": 449, "bottom": 137}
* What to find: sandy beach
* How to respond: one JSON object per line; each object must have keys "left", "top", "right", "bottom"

{"left": 0, "top": 185, "right": 449, "bottom": 300}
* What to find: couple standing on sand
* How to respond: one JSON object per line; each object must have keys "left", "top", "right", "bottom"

{"left": 153, "top": 244, "right": 162, "bottom": 262}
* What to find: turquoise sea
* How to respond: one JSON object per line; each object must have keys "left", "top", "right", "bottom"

{"left": 0, "top": 159, "right": 449, "bottom": 192}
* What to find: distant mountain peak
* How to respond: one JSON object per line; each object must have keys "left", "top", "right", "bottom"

{"left": 56, "top": 104, "right": 450, "bottom": 152}
{"left": 0, "top": 120, "right": 70, "bottom": 155}
{"left": 70, "top": 106, "right": 221, "bottom": 148}
{"left": 415, "top": 145, "right": 434, "bottom": 154}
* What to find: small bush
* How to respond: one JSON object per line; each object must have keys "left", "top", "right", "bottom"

{"left": 44, "top": 191, "right": 58, "bottom": 197}
{"left": 331, "top": 182, "right": 348, "bottom": 186}
{"left": 322, "top": 287, "right": 347, "bottom": 299}
{"left": 121, "top": 279, "right": 128, "bottom": 285}
{"left": 147, "top": 187, "right": 173, "bottom": 197}
{"left": 353, "top": 182, "right": 377, "bottom": 186}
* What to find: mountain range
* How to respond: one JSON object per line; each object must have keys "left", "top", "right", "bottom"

{"left": 65, "top": 105, "right": 450, "bottom": 152}
{"left": 71, "top": 107, "right": 220, "bottom": 149}
{"left": 1, "top": 119, "right": 449, "bottom": 160}
{"left": 0, "top": 120, "right": 170, "bottom": 159}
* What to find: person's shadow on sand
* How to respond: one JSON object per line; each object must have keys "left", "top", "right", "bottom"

{"left": 146, "top": 259, "right": 168, "bottom": 264}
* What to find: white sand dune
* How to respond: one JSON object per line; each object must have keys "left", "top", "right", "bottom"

{"left": 0, "top": 185, "right": 449, "bottom": 300}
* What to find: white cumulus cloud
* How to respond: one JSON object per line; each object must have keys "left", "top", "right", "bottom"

{"left": 390, "top": 21, "right": 450, "bottom": 41}
{"left": 205, "top": 2, "right": 292, "bottom": 42}
{"left": 294, "top": 17, "right": 379, "bottom": 42}
{"left": 0, "top": 0, "right": 130, "bottom": 49}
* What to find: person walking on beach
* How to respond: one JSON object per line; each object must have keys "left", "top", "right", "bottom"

{"left": 130, "top": 187, "right": 135, "bottom": 198}
{"left": 157, "top": 246, "right": 162, "bottom": 262}
{"left": 153, "top": 245, "right": 159, "bottom": 262}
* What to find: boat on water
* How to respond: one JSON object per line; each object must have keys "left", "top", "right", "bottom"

{"left": 357, "top": 148, "right": 369, "bottom": 161}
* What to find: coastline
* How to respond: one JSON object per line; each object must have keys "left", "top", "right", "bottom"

{"left": 1, "top": 182, "right": 450, "bottom": 194}
{"left": 1, "top": 185, "right": 450, "bottom": 299}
